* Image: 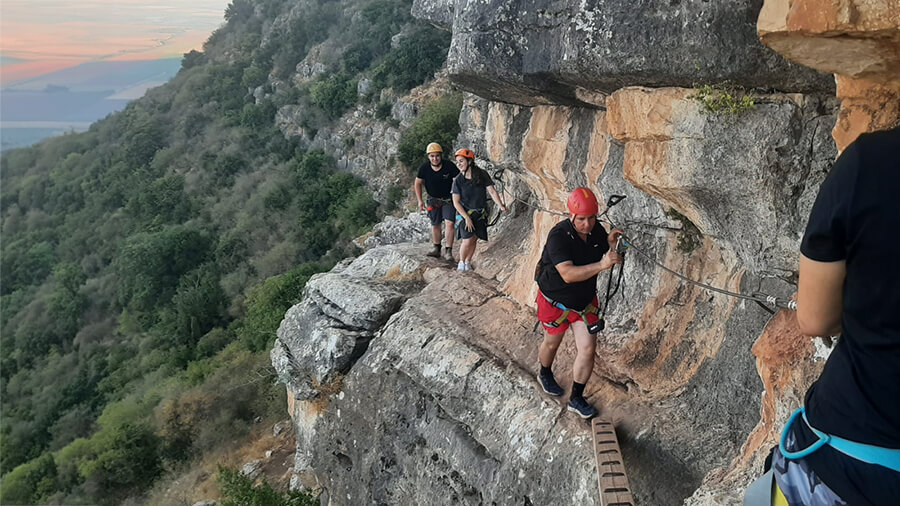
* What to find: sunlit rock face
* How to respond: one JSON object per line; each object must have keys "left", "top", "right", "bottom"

{"left": 758, "top": 0, "right": 900, "bottom": 149}
{"left": 414, "top": 0, "right": 833, "bottom": 106}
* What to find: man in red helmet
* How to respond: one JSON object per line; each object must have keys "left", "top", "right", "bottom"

{"left": 534, "top": 187, "right": 623, "bottom": 418}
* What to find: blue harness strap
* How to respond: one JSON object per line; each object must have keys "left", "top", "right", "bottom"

{"left": 780, "top": 407, "right": 900, "bottom": 472}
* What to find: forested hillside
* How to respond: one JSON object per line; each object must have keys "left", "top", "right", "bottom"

{"left": 0, "top": 0, "right": 453, "bottom": 503}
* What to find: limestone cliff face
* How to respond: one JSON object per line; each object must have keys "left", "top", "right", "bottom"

{"left": 273, "top": 1, "right": 898, "bottom": 504}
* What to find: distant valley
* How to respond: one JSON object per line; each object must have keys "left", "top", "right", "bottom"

{"left": 1, "top": 58, "right": 182, "bottom": 151}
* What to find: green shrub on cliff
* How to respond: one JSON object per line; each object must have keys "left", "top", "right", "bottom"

{"left": 218, "top": 465, "right": 318, "bottom": 506}
{"left": 689, "top": 84, "right": 755, "bottom": 115}
{"left": 397, "top": 93, "right": 464, "bottom": 169}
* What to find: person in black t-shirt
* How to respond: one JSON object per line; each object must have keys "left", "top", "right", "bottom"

{"left": 450, "top": 148, "right": 507, "bottom": 271}
{"left": 414, "top": 142, "right": 460, "bottom": 260}
{"left": 535, "top": 187, "right": 622, "bottom": 419}
{"left": 767, "top": 125, "right": 900, "bottom": 506}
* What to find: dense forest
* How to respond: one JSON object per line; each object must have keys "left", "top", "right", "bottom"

{"left": 0, "top": 0, "right": 457, "bottom": 503}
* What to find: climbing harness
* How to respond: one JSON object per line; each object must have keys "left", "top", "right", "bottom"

{"left": 456, "top": 208, "right": 487, "bottom": 226}
{"left": 540, "top": 291, "right": 602, "bottom": 332}
{"left": 426, "top": 196, "right": 452, "bottom": 212}
{"left": 779, "top": 407, "right": 900, "bottom": 472}
{"left": 747, "top": 406, "right": 900, "bottom": 504}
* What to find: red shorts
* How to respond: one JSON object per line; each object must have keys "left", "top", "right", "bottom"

{"left": 536, "top": 291, "right": 601, "bottom": 335}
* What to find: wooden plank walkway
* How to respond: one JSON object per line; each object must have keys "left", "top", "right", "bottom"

{"left": 591, "top": 418, "right": 635, "bottom": 506}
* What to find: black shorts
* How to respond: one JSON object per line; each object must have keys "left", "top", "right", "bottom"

{"left": 426, "top": 197, "right": 455, "bottom": 226}
{"left": 457, "top": 211, "right": 488, "bottom": 241}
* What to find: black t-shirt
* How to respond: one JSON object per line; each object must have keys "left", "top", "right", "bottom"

{"left": 796, "top": 126, "right": 900, "bottom": 504}
{"left": 451, "top": 172, "right": 494, "bottom": 210}
{"left": 536, "top": 219, "right": 609, "bottom": 311}
{"left": 416, "top": 160, "right": 459, "bottom": 199}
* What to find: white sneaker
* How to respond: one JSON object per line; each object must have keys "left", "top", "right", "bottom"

{"left": 464, "top": 262, "right": 472, "bottom": 271}
{"left": 457, "top": 261, "right": 466, "bottom": 271}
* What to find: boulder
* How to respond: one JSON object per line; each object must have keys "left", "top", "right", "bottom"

{"left": 240, "top": 460, "right": 263, "bottom": 479}
{"left": 413, "top": 0, "right": 832, "bottom": 107}
{"left": 357, "top": 212, "right": 432, "bottom": 250}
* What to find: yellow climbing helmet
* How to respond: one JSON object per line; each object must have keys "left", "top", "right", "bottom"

{"left": 425, "top": 142, "right": 443, "bottom": 154}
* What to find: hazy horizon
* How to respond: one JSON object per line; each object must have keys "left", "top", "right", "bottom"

{"left": 1, "top": 0, "right": 231, "bottom": 150}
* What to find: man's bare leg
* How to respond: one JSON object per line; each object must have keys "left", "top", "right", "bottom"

{"left": 443, "top": 220, "right": 455, "bottom": 249}
{"left": 426, "top": 225, "right": 442, "bottom": 257}
{"left": 567, "top": 320, "right": 598, "bottom": 417}
{"left": 538, "top": 329, "right": 566, "bottom": 396}
{"left": 571, "top": 320, "right": 596, "bottom": 384}
{"left": 539, "top": 331, "right": 564, "bottom": 369}
{"left": 431, "top": 225, "right": 442, "bottom": 245}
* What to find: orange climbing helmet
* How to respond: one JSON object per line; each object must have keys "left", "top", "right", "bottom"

{"left": 454, "top": 148, "right": 475, "bottom": 160}
{"left": 567, "top": 187, "right": 599, "bottom": 216}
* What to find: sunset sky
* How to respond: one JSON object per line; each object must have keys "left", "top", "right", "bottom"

{"left": 1, "top": 0, "right": 232, "bottom": 84}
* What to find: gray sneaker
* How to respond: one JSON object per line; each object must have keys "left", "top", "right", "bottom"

{"left": 567, "top": 396, "right": 597, "bottom": 419}
{"left": 443, "top": 247, "right": 454, "bottom": 261}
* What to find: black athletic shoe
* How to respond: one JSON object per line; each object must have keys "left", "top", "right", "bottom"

{"left": 538, "top": 371, "right": 564, "bottom": 396}
{"left": 567, "top": 396, "right": 597, "bottom": 419}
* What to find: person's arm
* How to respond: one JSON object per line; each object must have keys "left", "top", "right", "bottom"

{"left": 555, "top": 252, "right": 622, "bottom": 283}
{"left": 414, "top": 178, "right": 425, "bottom": 211}
{"left": 797, "top": 254, "right": 845, "bottom": 336}
{"left": 486, "top": 185, "right": 508, "bottom": 213}
{"left": 452, "top": 193, "right": 473, "bottom": 231}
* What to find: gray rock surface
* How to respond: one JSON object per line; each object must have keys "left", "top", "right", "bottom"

{"left": 357, "top": 211, "right": 432, "bottom": 250}
{"left": 272, "top": 245, "right": 441, "bottom": 401}
{"left": 277, "top": 248, "right": 601, "bottom": 504}
{"left": 240, "top": 460, "right": 263, "bottom": 479}
{"left": 413, "top": 0, "right": 833, "bottom": 106}
{"left": 273, "top": 419, "right": 292, "bottom": 437}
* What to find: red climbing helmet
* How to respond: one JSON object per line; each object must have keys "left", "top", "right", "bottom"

{"left": 454, "top": 148, "right": 475, "bottom": 160}
{"left": 567, "top": 187, "right": 599, "bottom": 216}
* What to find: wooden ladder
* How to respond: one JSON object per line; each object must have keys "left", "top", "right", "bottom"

{"left": 591, "top": 418, "right": 635, "bottom": 506}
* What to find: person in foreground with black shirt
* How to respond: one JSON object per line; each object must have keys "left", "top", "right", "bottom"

{"left": 534, "top": 187, "right": 622, "bottom": 419}
{"left": 770, "top": 125, "right": 900, "bottom": 505}
{"left": 413, "top": 142, "right": 460, "bottom": 261}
